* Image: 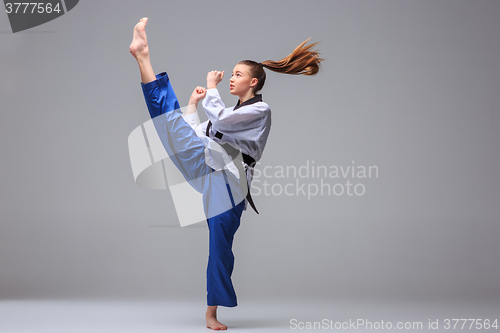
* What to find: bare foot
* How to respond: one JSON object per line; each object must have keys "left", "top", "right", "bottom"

{"left": 206, "top": 314, "right": 228, "bottom": 330}
{"left": 129, "top": 17, "right": 149, "bottom": 59}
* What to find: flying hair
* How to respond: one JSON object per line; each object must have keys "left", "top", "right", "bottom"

{"left": 239, "top": 38, "right": 324, "bottom": 94}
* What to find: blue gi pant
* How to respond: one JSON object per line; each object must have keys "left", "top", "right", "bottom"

{"left": 141, "top": 72, "right": 245, "bottom": 307}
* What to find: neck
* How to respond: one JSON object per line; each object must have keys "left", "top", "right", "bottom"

{"left": 239, "top": 90, "right": 256, "bottom": 104}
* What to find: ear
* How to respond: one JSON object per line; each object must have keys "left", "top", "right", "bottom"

{"left": 250, "top": 77, "right": 258, "bottom": 87}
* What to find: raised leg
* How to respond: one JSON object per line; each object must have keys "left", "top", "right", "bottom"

{"left": 130, "top": 18, "right": 213, "bottom": 193}
{"left": 141, "top": 71, "right": 213, "bottom": 195}
{"left": 129, "top": 17, "right": 156, "bottom": 84}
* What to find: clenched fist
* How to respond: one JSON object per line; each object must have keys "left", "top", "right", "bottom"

{"left": 207, "top": 70, "right": 224, "bottom": 89}
{"left": 190, "top": 86, "right": 207, "bottom": 104}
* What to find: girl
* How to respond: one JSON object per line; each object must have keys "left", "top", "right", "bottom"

{"left": 129, "top": 17, "right": 322, "bottom": 330}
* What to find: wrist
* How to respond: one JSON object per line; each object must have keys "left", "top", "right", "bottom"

{"left": 207, "top": 85, "right": 217, "bottom": 90}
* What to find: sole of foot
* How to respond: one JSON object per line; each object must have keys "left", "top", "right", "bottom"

{"left": 129, "top": 17, "right": 149, "bottom": 59}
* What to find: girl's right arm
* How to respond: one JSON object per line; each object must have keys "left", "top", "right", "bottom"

{"left": 182, "top": 111, "right": 209, "bottom": 138}
{"left": 182, "top": 86, "right": 209, "bottom": 137}
{"left": 185, "top": 86, "right": 206, "bottom": 115}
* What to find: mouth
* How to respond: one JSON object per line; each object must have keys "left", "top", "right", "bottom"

{"left": 230, "top": 84, "right": 234, "bottom": 90}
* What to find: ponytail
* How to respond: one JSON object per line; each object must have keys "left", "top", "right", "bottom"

{"left": 239, "top": 38, "right": 324, "bottom": 94}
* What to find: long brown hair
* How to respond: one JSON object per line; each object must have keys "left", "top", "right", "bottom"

{"left": 239, "top": 38, "right": 324, "bottom": 94}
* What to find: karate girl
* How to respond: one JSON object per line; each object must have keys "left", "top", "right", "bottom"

{"left": 129, "top": 17, "right": 322, "bottom": 330}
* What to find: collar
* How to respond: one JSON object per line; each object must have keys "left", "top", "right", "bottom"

{"left": 234, "top": 94, "right": 263, "bottom": 111}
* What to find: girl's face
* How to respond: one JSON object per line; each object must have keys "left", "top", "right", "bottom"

{"left": 229, "top": 64, "right": 257, "bottom": 97}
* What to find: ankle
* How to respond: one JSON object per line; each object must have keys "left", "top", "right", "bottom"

{"left": 206, "top": 311, "right": 217, "bottom": 318}
{"left": 135, "top": 50, "right": 150, "bottom": 62}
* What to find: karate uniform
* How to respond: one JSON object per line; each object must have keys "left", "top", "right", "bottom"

{"left": 183, "top": 87, "right": 272, "bottom": 212}
{"left": 140, "top": 71, "right": 271, "bottom": 307}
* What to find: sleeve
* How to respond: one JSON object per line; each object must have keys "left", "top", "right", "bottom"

{"left": 182, "top": 112, "right": 200, "bottom": 128}
{"left": 181, "top": 112, "right": 209, "bottom": 138}
{"left": 201, "top": 88, "right": 269, "bottom": 141}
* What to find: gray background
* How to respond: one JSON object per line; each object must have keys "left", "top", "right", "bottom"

{"left": 1, "top": 0, "right": 499, "bottom": 306}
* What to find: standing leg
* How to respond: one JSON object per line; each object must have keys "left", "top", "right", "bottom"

{"left": 206, "top": 192, "right": 244, "bottom": 307}
{"left": 206, "top": 180, "right": 245, "bottom": 330}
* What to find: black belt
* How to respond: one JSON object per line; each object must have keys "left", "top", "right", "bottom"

{"left": 206, "top": 120, "right": 224, "bottom": 140}
{"left": 241, "top": 153, "right": 259, "bottom": 214}
{"left": 206, "top": 120, "right": 259, "bottom": 214}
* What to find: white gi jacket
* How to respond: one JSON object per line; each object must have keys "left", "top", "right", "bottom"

{"left": 182, "top": 88, "right": 272, "bottom": 211}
